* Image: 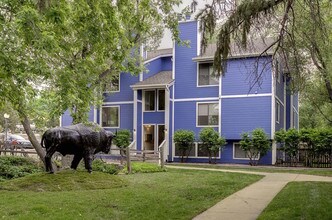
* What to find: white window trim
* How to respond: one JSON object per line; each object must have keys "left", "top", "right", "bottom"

{"left": 103, "top": 73, "right": 120, "bottom": 93}
{"left": 157, "top": 89, "right": 165, "bottom": 112}
{"left": 174, "top": 142, "right": 221, "bottom": 159}
{"left": 100, "top": 105, "right": 120, "bottom": 128}
{"left": 196, "top": 102, "right": 219, "bottom": 127}
{"left": 143, "top": 89, "right": 156, "bottom": 112}
{"left": 196, "top": 62, "right": 219, "bottom": 88}
{"left": 233, "top": 143, "right": 251, "bottom": 160}
{"left": 276, "top": 100, "right": 280, "bottom": 124}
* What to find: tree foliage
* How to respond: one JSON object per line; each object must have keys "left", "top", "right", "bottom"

{"left": 196, "top": 0, "right": 332, "bottom": 127}
{"left": 199, "top": 128, "right": 226, "bottom": 164}
{"left": 0, "top": 0, "right": 181, "bottom": 161}
{"left": 240, "top": 128, "right": 270, "bottom": 166}
{"left": 173, "top": 129, "right": 195, "bottom": 163}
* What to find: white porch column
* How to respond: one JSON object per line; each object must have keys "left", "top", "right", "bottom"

{"left": 133, "top": 90, "right": 138, "bottom": 149}
{"left": 164, "top": 87, "right": 170, "bottom": 161}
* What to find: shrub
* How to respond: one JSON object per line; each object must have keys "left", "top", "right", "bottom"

{"left": 173, "top": 130, "right": 195, "bottom": 162}
{"left": 240, "top": 128, "right": 271, "bottom": 166}
{"left": 275, "top": 129, "right": 300, "bottom": 165}
{"left": 0, "top": 156, "right": 43, "bottom": 180}
{"left": 91, "top": 160, "right": 120, "bottom": 175}
{"left": 199, "top": 128, "right": 226, "bottom": 163}
{"left": 113, "top": 129, "right": 131, "bottom": 164}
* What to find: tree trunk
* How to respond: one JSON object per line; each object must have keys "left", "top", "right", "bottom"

{"left": 20, "top": 113, "right": 46, "bottom": 164}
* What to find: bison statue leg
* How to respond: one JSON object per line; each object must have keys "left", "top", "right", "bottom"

{"left": 83, "top": 152, "right": 94, "bottom": 173}
{"left": 71, "top": 154, "right": 83, "bottom": 170}
{"left": 45, "top": 147, "right": 57, "bottom": 173}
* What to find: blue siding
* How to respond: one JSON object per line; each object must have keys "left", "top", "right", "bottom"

{"left": 143, "top": 112, "right": 164, "bottom": 124}
{"left": 62, "top": 110, "right": 72, "bottom": 126}
{"left": 161, "top": 57, "right": 172, "bottom": 71}
{"left": 103, "top": 73, "right": 139, "bottom": 102}
{"left": 222, "top": 57, "right": 272, "bottom": 95}
{"left": 221, "top": 96, "right": 272, "bottom": 139}
{"left": 175, "top": 21, "right": 219, "bottom": 99}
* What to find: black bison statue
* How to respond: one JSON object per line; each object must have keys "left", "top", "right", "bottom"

{"left": 41, "top": 123, "right": 115, "bottom": 173}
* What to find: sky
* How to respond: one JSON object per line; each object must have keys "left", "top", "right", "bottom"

{"left": 159, "top": 0, "right": 213, "bottom": 49}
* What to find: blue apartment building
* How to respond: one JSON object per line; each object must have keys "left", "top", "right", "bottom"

{"left": 61, "top": 20, "right": 299, "bottom": 165}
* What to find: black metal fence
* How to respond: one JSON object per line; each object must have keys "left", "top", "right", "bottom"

{"left": 276, "top": 147, "right": 332, "bottom": 168}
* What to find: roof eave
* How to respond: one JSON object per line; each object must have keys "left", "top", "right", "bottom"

{"left": 130, "top": 81, "right": 174, "bottom": 90}
{"left": 192, "top": 52, "right": 273, "bottom": 62}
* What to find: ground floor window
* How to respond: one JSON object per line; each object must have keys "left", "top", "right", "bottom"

{"left": 101, "top": 106, "right": 119, "bottom": 128}
{"left": 233, "top": 143, "right": 249, "bottom": 159}
{"left": 174, "top": 142, "right": 220, "bottom": 158}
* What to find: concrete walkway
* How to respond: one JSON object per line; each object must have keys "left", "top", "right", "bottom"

{"left": 167, "top": 166, "right": 332, "bottom": 220}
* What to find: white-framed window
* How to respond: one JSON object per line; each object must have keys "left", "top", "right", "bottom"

{"left": 276, "top": 100, "right": 280, "bottom": 124}
{"left": 104, "top": 74, "right": 120, "bottom": 92}
{"left": 144, "top": 90, "right": 155, "bottom": 111}
{"left": 174, "top": 142, "right": 221, "bottom": 158}
{"left": 233, "top": 143, "right": 249, "bottom": 159}
{"left": 197, "top": 102, "right": 219, "bottom": 127}
{"left": 198, "top": 63, "right": 219, "bottom": 86}
{"left": 101, "top": 106, "right": 120, "bottom": 128}
{"left": 157, "top": 89, "right": 165, "bottom": 111}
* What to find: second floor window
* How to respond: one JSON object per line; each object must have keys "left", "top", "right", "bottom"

{"left": 276, "top": 100, "right": 280, "bottom": 124}
{"left": 198, "top": 63, "right": 219, "bottom": 86}
{"left": 197, "top": 103, "right": 219, "bottom": 126}
{"left": 158, "top": 90, "right": 165, "bottom": 111}
{"left": 104, "top": 75, "right": 119, "bottom": 92}
{"left": 144, "top": 90, "right": 155, "bottom": 111}
{"left": 101, "top": 106, "right": 119, "bottom": 128}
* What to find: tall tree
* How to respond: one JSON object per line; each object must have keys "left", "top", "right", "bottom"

{"left": 0, "top": 0, "right": 181, "bottom": 162}
{"left": 196, "top": 0, "right": 332, "bottom": 127}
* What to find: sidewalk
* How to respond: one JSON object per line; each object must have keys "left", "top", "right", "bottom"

{"left": 167, "top": 166, "right": 332, "bottom": 220}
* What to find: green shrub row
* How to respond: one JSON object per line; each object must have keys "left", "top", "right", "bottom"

{"left": 275, "top": 128, "right": 332, "bottom": 158}
{"left": 174, "top": 128, "right": 227, "bottom": 163}
{"left": 0, "top": 156, "right": 43, "bottom": 180}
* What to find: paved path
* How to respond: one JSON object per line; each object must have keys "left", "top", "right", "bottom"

{"left": 167, "top": 166, "right": 332, "bottom": 220}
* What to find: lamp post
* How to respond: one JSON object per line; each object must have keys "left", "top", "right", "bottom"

{"left": 4, "top": 113, "right": 9, "bottom": 142}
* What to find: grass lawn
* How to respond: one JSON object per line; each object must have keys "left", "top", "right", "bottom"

{"left": 167, "top": 163, "right": 332, "bottom": 177}
{"left": 0, "top": 168, "right": 262, "bottom": 219}
{"left": 258, "top": 182, "right": 332, "bottom": 220}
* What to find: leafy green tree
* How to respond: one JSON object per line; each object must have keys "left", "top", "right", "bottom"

{"left": 113, "top": 129, "right": 131, "bottom": 165}
{"left": 275, "top": 128, "right": 300, "bottom": 165}
{"left": 199, "top": 128, "right": 226, "bottom": 164}
{"left": 196, "top": 0, "right": 332, "bottom": 126}
{"left": 173, "top": 130, "right": 195, "bottom": 163}
{"left": 0, "top": 0, "right": 181, "bottom": 162}
{"left": 240, "top": 128, "right": 271, "bottom": 166}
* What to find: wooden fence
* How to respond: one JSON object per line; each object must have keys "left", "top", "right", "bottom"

{"left": 276, "top": 147, "right": 332, "bottom": 168}
{"left": 0, "top": 140, "right": 166, "bottom": 173}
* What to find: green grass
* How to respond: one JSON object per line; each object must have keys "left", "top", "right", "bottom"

{"left": 258, "top": 182, "right": 332, "bottom": 220}
{"left": 167, "top": 163, "right": 332, "bottom": 177}
{"left": 0, "top": 168, "right": 262, "bottom": 219}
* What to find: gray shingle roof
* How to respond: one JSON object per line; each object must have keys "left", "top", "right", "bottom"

{"left": 194, "top": 38, "right": 275, "bottom": 61}
{"left": 131, "top": 71, "right": 173, "bottom": 88}
{"left": 145, "top": 48, "right": 172, "bottom": 61}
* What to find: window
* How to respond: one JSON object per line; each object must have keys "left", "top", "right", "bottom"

{"left": 198, "top": 63, "right": 219, "bottom": 86}
{"left": 144, "top": 90, "right": 155, "bottom": 111}
{"left": 233, "top": 143, "right": 249, "bottom": 159}
{"left": 197, "top": 143, "right": 209, "bottom": 157}
{"left": 158, "top": 90, "right": 165, "bottom": 111}
{"left": 275, "top": 60, "right": 281, "bottom": 83}
{"left": 104, "top": 75, "right": 120, "bottom": 92}
{"left": 101, "top": 106, "right": 119, "bottom": 128}
{"left": 197, "top": 103, "right": 219, "bottom": 126}
{"left": 276, "top": 100, "right": 280, "bottom": 124}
